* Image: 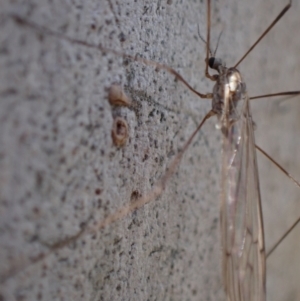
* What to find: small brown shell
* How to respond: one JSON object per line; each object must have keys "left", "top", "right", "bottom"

{"left": 111, "top": 117, "right": 129, "bottom": 147}
{"left": 108, "top": 84, "right": 131, "bottom": 106}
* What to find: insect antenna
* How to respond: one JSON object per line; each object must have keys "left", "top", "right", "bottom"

{"left": 197, "top": 24, "right": 224, "bottom": 59}
{"left": 197, "top": 24, "right": 213, "bottom": 57}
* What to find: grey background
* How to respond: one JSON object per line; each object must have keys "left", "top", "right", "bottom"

{"left": 0, "top": 0, "right": 299, "bottom": 301}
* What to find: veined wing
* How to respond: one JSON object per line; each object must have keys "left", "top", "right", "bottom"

{"left": 220, "top": 96, "right": 266, "bottom": 301}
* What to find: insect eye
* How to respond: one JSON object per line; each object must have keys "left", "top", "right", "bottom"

{"left": 208, "top": 57, "right": 223, "bottom": 70}
{"left": 208, "top": 57, "right": 215, "bottom": 69}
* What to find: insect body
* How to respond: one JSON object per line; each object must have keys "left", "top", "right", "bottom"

{"left": 201, "top": 1, "right": 300, "bottom": 298}
{"left": 209, "top": 60, "right": 265, "bottom": 300}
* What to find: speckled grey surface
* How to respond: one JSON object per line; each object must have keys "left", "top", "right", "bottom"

{"left": 0, "top": 1, "right": 299, "bottom": 301}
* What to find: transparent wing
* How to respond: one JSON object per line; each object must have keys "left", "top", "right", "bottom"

{"left": 220, "top": 97, "right": 266, "bottom": 301}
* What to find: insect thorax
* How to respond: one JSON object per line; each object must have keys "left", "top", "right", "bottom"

{"left": 211, "top": 65, "right": 247, "bottom": 127}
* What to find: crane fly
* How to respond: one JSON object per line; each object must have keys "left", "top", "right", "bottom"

{"left": 198, "top": 1, "right": 300, "bottom": 299}
{"left": 1, "top": 0, "right": 300, "bottom": 300}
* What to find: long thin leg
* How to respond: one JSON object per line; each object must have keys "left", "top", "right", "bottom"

{"left": 9, "top": 14, "right": 213, "bottom": 100}
{"left": 204, "top": 0, "right": 217, "bottom": 81}
{"left": 0, "top": 109, "right": 215, "bottom": 283}
{"left": 250, "top": 91, "right": 300, "bottom": 100}
{"left": 256, "top": 144, "right": 300, "bottom": 188}
{"left": 256, "top": 144, "right": 300, "bottom": 258}
{"left": 234, "top": 1, "right": 292, "bottom": 68}
{"left": 94, "top": 110, "right": 215, "bottom": 231}
{"left": 267, "top": 216, "right": 300, "bottom": 258}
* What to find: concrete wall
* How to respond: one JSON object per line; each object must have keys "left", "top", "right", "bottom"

{"left": 0, "top": 0, "right": 299, "bottom": 300}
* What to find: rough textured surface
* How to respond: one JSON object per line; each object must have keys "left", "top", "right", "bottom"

{"left": 0, "top": 1, "right": 299, "bottom": 301}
